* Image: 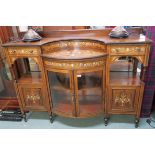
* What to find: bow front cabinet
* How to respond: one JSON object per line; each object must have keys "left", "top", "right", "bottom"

{"left": 2, "top": 36, "right": 151, "bottom": 127}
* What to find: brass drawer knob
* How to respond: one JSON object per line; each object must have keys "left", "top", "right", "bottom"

{"left": 29, "top": 50, "right": 33, "bottom": 53}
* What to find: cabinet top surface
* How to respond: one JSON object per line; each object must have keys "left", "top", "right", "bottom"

{"left": 2, "top": 34, "right": 152, "bottom": 47}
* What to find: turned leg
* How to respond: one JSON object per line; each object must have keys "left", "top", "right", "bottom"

{"left": 104, "top": 116, "right": 110, "bottom": 126}
{"left": 135, "top": 118, "right": 140, "bottom": 128}
{"left": 23, "top": 113, "right": 27, "bottom": 122}
{"left": 49, "top": 114, "right": 56, "bottom": 123}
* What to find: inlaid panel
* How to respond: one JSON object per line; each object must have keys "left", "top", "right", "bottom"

{"left": 7, "top": 47, "right": 40, "bottom": 56}
{"left": 110, "top": 45, "right": 146, "bottom": 55}
{"left": 17, "top": 84, "right": 45, "bottom": 110}
{"left": 22, "top": 88, "right": 42, "bottom": 107}
{"left": 108, "top": 87, "right": 139, "bottom": 113}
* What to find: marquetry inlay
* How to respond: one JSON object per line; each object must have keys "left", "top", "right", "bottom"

{"left": 42, "top": 40, "right": 106, "bottom": 54}
{"left": 8, "top": 47, "right": 40, "bottom": 55}
{"left": 44, "top": 59, "right": 105, "bottom": 69}
{"left": 114, "top": 91, "right": 131, "bottom": 107}
{"left": 111, "top": 46, "right": 146, "bottom": 55}
{"left": 23, "top": 88, "right": 42, "bottom": 106}
{"left": 26, "top": 94, "right": 40, "bottom": 104}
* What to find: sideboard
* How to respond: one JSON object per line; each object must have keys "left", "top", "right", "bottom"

{"left": 2, "top": 33, "right": 152, "bottom": 127}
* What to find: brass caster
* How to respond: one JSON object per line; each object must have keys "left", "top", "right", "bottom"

{"left": 135, "top": 118, "right": 139, "bottom": 128}
{"left": 104, "top": 117, "right": 109, "bottom": 126}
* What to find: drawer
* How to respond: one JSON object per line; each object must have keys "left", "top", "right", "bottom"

{"left": 8, "top": 47, "right": 40, "bottom": 56}
{"left": 108, "top": 86, "right": 140, "bottom": 114}
{"left": 110, "top": 45, "right": 146, "bottom": 55}
{"left": 43, "top": 57, "right": 106, "bottom": 70}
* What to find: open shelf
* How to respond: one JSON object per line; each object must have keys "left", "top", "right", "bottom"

{"left": 110, "top": 58, "right": 142, "bottom": 86}
{"left": 110, "top": 60, "right": 133, "bottom": 72}
{"left": 18, "top": 72, "right": 42, "bottom": 84}
{"left": 110, "top": 71, "right": 142, "bottom": 86}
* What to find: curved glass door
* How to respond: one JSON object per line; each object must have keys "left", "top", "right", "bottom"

{"left": 75, "top": 69, "right": 104, "bottom": 117}
{"left": 48, "top": 70, "right": 75, "bottom": 117}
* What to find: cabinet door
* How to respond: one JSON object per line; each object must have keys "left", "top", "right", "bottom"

{"left": 75, "top": 69, "right": 105, "bottom": 117}
{"left": 108, "top": 87, "right": 140, "bottom": 114}
{"left": 18, "top": 84, "right": 46, "bottom": 111}
{"left": 47, "top": 70, "right": 75, "bottom": 117}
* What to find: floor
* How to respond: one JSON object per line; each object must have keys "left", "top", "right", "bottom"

{"left": 0, "top": 112, "right": 155, "bottom": 129}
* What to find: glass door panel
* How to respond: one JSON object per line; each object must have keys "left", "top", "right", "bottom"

{"left": 48, "top": 71, "right": 74, "bottom": 117}
{"left": 76, "top": 70, "right": 104, "bottom": 117}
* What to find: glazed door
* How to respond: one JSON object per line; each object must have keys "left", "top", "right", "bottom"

{"left": 74, "top": 68, "right": 105, "bottom": 117}
{"left": 47, "top": 70, "right": 76, "bottom": 117}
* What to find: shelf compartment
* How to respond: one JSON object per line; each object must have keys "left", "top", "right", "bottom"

{"left": 17, "top": 72, "right": 42, "bottom": 84}
{"left": 110, "top": 60, "right": 133, "bottom": 72}
{"left": 110, "top": 71, "right": 142, "bottom": 86}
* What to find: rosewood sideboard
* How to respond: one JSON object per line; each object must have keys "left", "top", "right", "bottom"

{"left": 2, "top": 33, "right": 152, "bottom": 127}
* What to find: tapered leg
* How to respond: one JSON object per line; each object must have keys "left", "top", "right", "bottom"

{"left": 135, "top": 118, "right": 139, "bottom": 128}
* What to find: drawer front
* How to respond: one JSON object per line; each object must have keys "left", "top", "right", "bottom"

{"left": 108, "top": 87, "right": 139, "bottom": 114}
{"left": 110, "top": 45, "right": 146, "bottom": 55}
{"left": 43, "top": 57, "right": 106, "bottom": 70}
{"left": 8, "top": 47, "right": 40, "bottom": 56}
{"left": 18, "top": 84, "right": 45, "bottom": 110}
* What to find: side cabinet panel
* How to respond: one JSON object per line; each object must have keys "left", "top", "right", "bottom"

{"left": 108, "top": 86, "right": 140, "bottom": 114}
{"left": 18, "top": 84, "right": 46, "bottom": 111}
